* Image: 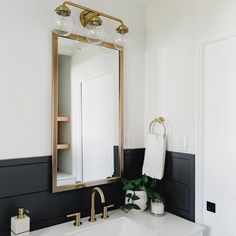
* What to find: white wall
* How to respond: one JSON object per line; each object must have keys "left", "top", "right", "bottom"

{"left": 145, "top": 0, "right": 236, "bottom": 154}
{"left": 0, "top": 0, "right": 146, "bottom": 159}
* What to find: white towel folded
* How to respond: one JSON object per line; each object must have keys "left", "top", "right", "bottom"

{"left": 142, "top": 134, "right": 166, "bottom": 180}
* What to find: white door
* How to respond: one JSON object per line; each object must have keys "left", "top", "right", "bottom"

{"left": 203, "top": 36, "right": 236, "bottom": 236}
{"left": 82, "top": 74, "right": 115, "bottom": 182}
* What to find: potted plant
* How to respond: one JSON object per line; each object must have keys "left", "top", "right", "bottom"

{"left": 145, "top": 178, "right": 165, "bottom": 216}
{"left": 120, "top": 175, "right": 148, "bottom": 213}
{"left": 145, "top": 178, "right": 161, "bottom": 206}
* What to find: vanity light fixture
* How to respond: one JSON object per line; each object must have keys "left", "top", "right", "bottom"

{"left": 53, "top": 1, "right": 129, "bottom": 48}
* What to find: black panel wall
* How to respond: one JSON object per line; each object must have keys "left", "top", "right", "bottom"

{"left": 124, "top": 149, "right": 195, "bottom": 222}
{"left": 164, "top": 152, "right": 195, "bottom": 221}
{"left": 0, "top": 156, "right": 123, "bottom": 235}
{"left": 0, "top": 149, "right": 195, "bottom": 235}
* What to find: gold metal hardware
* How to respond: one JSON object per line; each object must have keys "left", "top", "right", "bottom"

{"left": 17, "top": 208, "right": 25, "bottom": 219}
{"left": 149, "top": 117, "right": 167, "bottom": 136}
{"left": 55, "top": 4, "right": 71, "bottom": 17}
{"left": 57, "top": 116, "right": 70, "bottom": 122}
{"left": 51, "top": 32, "right": 124, "bottom": 193}
{"left": 67, "top": 212, "right": 82, "bottom": 226}
{"left": 116, "top": 24, "right": 129, "bottom": 34}
{"left": 55, "top": 1, "right": 129, "bottom": 35}
{"left": 102, "top": 204, "right": 114, "bottom": 219}
{"left": 89, "top": 187, "right": 105, "bottom": 223}
{"left": 57, "top": 144, "right": 70, "bottom": 150}
{"left": 80, "top": 11, "right": 102, "bottom": 27}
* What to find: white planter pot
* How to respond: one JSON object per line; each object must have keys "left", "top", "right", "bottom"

{"left": 125, "top": 190, "right": 147, "bottom": 211}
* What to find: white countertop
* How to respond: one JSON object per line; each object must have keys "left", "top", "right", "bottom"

{"left": 30, "top": 209, "right": 204, "bottom": 236}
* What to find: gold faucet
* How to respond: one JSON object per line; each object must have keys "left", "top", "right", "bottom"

{"left": 89, "top": 187, "right": 105, "bottom": 222}
{"left": 67, "top": 212, "right": 82, "bottom": 226}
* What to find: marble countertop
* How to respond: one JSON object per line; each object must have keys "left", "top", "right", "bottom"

{"left": 30, "top": 209, "right": 204, "bottom": 236}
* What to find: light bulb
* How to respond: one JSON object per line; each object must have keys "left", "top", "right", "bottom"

{"left": 85, "top": 24, "right": 106, "bottom": 45}
{"left": 114, "top": 34, "right": 127, "bottom": 50}
{"left": 53, "top": 14, "right": 74, "bottom": 36}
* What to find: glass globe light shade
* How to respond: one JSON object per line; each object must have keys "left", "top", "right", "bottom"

{"left": 114, "top": 34, "right": 127, "bottom": 50}
{"left": 53, "top": 14, "right": 74, "bottom": 36}
{"left": 85, "top": 23, "right": 106, "bottom": 45}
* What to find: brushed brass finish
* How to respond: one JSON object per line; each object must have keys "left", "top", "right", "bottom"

{"left": 67, "top": 212, "right": 82, "bottom": 226}
{"left": 63, "top": 1, "right": 124, "bottom": 25}
{"left": 52, "top": 32, "right": 124, "bottom": 193}
{"left": 116, "top": 24, "right": 129, "bottom": 34}
{"left": 102, "top": 204, "right": 114, "bottom": 219}
{"left": 55, "top": 1, "right": 128, "bottom": 34}
{"left": 80, "top": 11, "right": 102, "bottom": 27}
{"left": 55, "top": 4, "right": 71, "bottom": 17}
{"left": 149, "top": 117, "right": 167, "bottom": 137}
{"left": 52, "top": 32, "right": 59, "bottom": 193}
{"left": 17, "top": 208, "right": 25, "bottom": 219}
{"left": 57, "top": 144, "right": 70, "bottom": 150}
{"left": 57, "top": 116, "right": 70, "bottom": 122}
{"left": 89, "top": 187, "right": 105, "bottom": 223}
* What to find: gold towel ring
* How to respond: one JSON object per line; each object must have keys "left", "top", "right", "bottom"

{"left": 149, "top": 117, "right": 166, "bottom": 136}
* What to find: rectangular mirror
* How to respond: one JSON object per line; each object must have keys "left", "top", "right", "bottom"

{"left": 52, "top": 32, "right": 124, "bottom": 192}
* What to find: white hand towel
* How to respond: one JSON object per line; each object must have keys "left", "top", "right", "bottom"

{"left": 142, "top": 134, "right": 166, "bottom": 180}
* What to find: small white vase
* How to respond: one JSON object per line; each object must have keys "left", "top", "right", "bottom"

{"left": 125, "top": 190, "right": 147, "bottom": 211}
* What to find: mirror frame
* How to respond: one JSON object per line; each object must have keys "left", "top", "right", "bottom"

{"left": 52, "top": 32, "right": 124, "bottom": 193}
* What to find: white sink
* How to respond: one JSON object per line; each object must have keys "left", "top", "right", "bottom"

{"left": 67, "top": 217, "right": 157, "bottom": 236}
{"left": 31, "top": 210, "right": 204, "bottom": 236}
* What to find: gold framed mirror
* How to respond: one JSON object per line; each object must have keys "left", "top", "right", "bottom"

{"left": 52, "top": 32, "right": 124, "bottom": 193}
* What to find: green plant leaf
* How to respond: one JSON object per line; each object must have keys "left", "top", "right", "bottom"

{"left": 131, "top": 193, "right": 140, "bottom": 201}
{"left": 146, "top": 199, "right": 151, "bottom": 207}
{"left": 142, "top": 174, "right": 148, "bottom": 184}
{"left": 123, "top": 182, "right": 134, "bottom": 191}
{"left": 120, "top": 205, "right": 130, "bottom": 213}
{"left": 125, "top": 193, "right": 133, "bottom": 198}
{"left": 120, "top": 202, "right": 141, "bottom": 213}
{"left": 153, "top": 192, "right": 161, "bottom": 200}
{"left": 134, "top": 178, "right": 142, "bottom": 186}
{"left": 150, "top": 178, "right": 157, "bottom": 188}
{"left": 131, "top": 204, "right": 141, "bottom": 210}
{"left": 126, "top": 192, "right": 133, "bottom": 203}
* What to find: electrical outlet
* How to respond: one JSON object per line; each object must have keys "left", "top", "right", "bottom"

{"left": 207, "top": 201, "right": 216, "bottom": 213}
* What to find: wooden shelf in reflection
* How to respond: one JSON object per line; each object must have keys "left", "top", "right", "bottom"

{"left": 57, "top": 116, "right": 70, "bottom": 122}
{"left": 57, "top": 144, "right": 70, "bottom": 150}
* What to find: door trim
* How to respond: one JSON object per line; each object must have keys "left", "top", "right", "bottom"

{"left": 195, "top": 32, "right": 236, "bottom": 224}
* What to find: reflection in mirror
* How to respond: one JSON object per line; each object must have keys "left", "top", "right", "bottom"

{"left": 55, "top": 35, "right": 120, "bottom": 188}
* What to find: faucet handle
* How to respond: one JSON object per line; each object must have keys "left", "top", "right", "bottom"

{"left": 67, "top": 212, "right": 82, "bottom": 226}
{"left": 102, "top": 204, "right": 115, "bottom": 219}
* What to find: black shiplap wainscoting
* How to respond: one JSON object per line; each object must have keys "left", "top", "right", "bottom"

{"left": 124, "top": 149, "right": 195, "bottom": 222}
{"left": 0, "top": 156, "right": 123, "bottom": 235}
{"left": 0, "top": 149, "right": 195, "bottom": 235}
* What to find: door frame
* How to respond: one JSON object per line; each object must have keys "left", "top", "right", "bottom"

{"left": 195, "top": 32, "right": 236, "bottom": 224}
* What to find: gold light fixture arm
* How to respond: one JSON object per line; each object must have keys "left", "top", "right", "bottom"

{"left": 62, "top": 1, "right": 124, "bottom": 25}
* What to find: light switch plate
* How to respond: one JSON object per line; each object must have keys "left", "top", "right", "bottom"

{"left": 207, "top": 201, "right": 216, "bottom": 213}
